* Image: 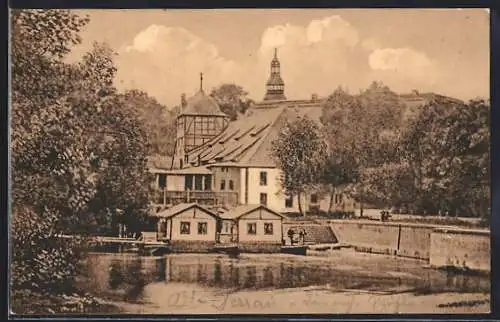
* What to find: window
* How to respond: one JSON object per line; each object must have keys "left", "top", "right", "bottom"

{"left": 179, "top": 159, "right": 183, "bottom": 169}
{"left": 180, "top": 222, "right": 191, "bottom": 234}
{"left": 220, "top": 180, "right": 226, "bottom": 190}
{"left": 194, "top": 175, "right": 203, "bottom": 190}
{"left": 197, "top": 222, "right": 208, "bottom": 235}
{"left": 223, "top": 222, "right": 231, "bottom": 234}
{"left": 247, "top": 223, "right": 257, "bottom": 235}
{"left": 158, "top": 174, "right": 166, "bottom": 189}
{"left": 185, "top": 175, "right": 193, "bottom": 191}
{"left": 335, "top": 194, "right": 343, "bottom": 204}
{"left": 260, "top": 171, "right": 267, "bottom": 186}
{"left": 264, "top": 223, "right": 273, "bottom": 235}
{"left": 229, "top": 180, "right": 234, "bottom": 190}
{"left": 285, "top": 195, "right": 293, "bottom": 208}
{"left": 260, "top": 193, "right": 268, "bottom": 206}
{"left": 204, "top": 175, "right": 212, "bottom": 191}
{"left": 310, "top": 194, "right": 318, "bottom": 204}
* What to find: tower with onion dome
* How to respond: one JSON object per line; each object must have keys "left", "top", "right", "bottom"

{"left": 263, "top": 48, "right": 286, "bottom": 101}
{"left": 173, "top": 73, "right": 228, "bottom": 169}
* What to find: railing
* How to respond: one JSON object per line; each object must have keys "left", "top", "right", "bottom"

{"left": 152, "top": 189, "right": 239, "bottom": 207}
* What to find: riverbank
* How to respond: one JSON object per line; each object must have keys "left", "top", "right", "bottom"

{"left": 110, "top": 282, "right": 490, "bottom": 314}
{"left": 70, "top": 250, "right": 490, "bottom": 315}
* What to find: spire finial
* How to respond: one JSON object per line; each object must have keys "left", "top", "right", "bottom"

{"left": 274, "top": 48, "right": 277, "bottom": 58}
{"left": 200, "top": 72, "right": 204, "bottom": 91}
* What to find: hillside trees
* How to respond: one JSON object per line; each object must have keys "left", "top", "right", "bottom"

{"left": 210, "top": 83, "right": 254, "bottom": 120}
{"left": 271, "top": 117, "right": 328, "bottom": 216}
{"left": 11, "top": 9, "right": 151, "bottom": 313}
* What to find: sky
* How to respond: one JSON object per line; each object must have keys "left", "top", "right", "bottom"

{"left": 67, "top": 9, "right": 490, "bottom": 108}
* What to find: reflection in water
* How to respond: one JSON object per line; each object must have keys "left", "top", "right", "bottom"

{"left": 82, "top": 253, "right": 490, "bottom": 304}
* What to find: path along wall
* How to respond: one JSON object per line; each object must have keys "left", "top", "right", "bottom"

{"left": 328, "top": 220, "right": 490, "bottom": 272}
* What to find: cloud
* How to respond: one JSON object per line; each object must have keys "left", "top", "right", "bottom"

{"left": 306, "top": 15, "right": 359, "bottom": 46}
{"left": 368, "top": 47, "right": 440, "bottom": 88}
{"left": 115, "top": 24, "right": 239, "bottom": 107}
{"left": 369, "top": 47, "right": 432, "bottom": 72}
{"left": 114, "top": 15, "right": 445, "bottom": 107}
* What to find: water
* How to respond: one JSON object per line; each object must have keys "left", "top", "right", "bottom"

{"left": 79, "top": 251, "right": 489, "bottom": 308}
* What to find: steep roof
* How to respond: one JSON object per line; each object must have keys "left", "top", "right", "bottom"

{"left": 154, "top": 203, "right": 218, "bottom": 219}
{"left": 220, "top": 204, "right": 285, "bottom": 220}
{"left": 185, "top": 106, "right": 286, "bottom": 167}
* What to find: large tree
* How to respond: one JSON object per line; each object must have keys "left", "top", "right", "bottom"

{"left": 399, "top": 97, "right": 490, "bottom": 218}
{"left": 271, "top": 116, "right": 328, "bottom": 216}
{"left": 320, "top": 84, "right": 404, "bottom": 215}
{"left": 210, "top": 83, "right": 254, "bottom": 121}
{"left": 121, "top": 89, "right": 178, "bottom": 157}
{"left": 10, "top": 9, "right": 151, "bottom": 313}
{"left": 319, "top": 88, "right": 361, "bottom": 213}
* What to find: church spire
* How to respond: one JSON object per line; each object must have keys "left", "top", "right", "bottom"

{"left": 264, "top": 48, "right": 286, "bottom": 101}
{"left": 200, "top": 72, "right": 204, "bottom": 92}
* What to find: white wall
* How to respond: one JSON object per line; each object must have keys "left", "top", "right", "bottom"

{"left": 237, "top": 209, "right": 283, "bottom": 243}
{"left": 247, "top": 167, "right": 283, "bottom": 210}
{"left": 169, "top": 208, "right": 217, "bottom": 241}
{"left": 239, "top": 168, "right": 246, "bottom": 204}
{"left": 242, "top": 167, "right": 355, "bottom": 213}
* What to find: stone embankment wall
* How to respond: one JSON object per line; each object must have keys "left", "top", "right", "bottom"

{"left": 328, "top": 220, "right": 490, "bottom": 272}
{"left": 429, "top": 227, "right": 490, "bottom": 272}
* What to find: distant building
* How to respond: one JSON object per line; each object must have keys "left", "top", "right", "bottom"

{"left": 149, "top": 49, "right": 454, "bottom": 215}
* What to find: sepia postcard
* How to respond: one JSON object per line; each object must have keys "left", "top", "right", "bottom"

{"left": 9, "top": 8, "right": 491, "bottom": 316}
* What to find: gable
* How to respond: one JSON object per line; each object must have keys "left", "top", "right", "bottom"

{"left": 156, "top": 203, "right": 218, "bottom": 220}
{"left": 173, "top": 207, "right": 218, "bottom": 221}
{"left": 239, "top": 208, "right": 283, "bottom": 220}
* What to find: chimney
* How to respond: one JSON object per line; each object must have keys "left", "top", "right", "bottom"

{"left": 311, "top": 93, "right": 318, "bottom": 101}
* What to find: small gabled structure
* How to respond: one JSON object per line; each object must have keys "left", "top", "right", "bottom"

{"left": 154, "top": 203, "right": 219, "bottom": 243}
{"left": 220, "top": 204, "right": 286, "bottom": 245}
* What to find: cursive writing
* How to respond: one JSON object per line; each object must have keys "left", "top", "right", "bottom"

{"left": 165, "top": 288, "right": 406, "bottom": 313}
{"left": 166, "top": 289, "right": 276, "bottom": 311}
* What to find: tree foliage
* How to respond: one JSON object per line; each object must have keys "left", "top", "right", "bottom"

{"left": 320, "top": 84, "right": 403, "bottom": 213}
{"left": 320, "top": 81, "right": 490, "bottom": 220}
{"left": 121, "top": 89, "right": 178, "bottom": 157}
{"left": 10, "top": 9, "right": 151, "bottom": 312}
{"left": 210, "top": 84, "right": 254, "bottom": 121}
{"left": 398, "top": 97, "right": 490, "bottom": 218}
{"left": 271, "top": 116, "right": 328, "bottom": 215}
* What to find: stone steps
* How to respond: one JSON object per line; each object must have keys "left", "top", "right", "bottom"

{"left": 286, "top": 225, "right": 338, "bottom": 244}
